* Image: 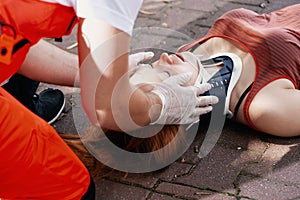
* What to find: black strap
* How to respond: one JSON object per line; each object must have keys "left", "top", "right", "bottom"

{"left": 54, "top": 16, "right": 77, "bottom": 43}
{"left": 54, "top": 37, "right": 63, "bottom": 42}
{"left": 233, "top": 82, "right": 253, "bottom": 118}
{"left": 67, "top": 16, "right": 77, "bottom": 32}
{"left": 12, "top": 39, "right": 30, "bottom": 54}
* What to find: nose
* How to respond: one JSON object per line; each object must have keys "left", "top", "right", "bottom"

{"left": 159, "top": 53, "right": 173, "bottom": 65}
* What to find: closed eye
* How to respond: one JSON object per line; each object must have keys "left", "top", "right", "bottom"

{"left": 158, "top": 71, "right": 171, "bottom": 80}
{"left": 163, "top": 71, "right": 171, "bottom": 77}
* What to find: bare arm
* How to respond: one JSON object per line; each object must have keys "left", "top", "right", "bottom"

{"left": 78, "top": 18, "right": 161, "bottom": 131}
{"left": 18, "top": 39, "right": 80, "bottom": 87}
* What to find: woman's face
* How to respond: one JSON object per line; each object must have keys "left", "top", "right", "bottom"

{"left": 130, "top": 52, "right": 199, "bottom": 86}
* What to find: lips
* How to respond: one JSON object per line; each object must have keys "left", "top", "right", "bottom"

{"left": 175, "top": 53, "right": 184, "bottom": 61}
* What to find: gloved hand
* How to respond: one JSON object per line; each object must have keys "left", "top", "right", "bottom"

{"left": 128, "top": 51, "right": 154, "bottom": 72}
{"left": 150, "top": 72, "right": 219, "bottom": 124}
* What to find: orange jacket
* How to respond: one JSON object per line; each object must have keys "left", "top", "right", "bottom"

{"left": 0, "top": 86, "right": 90, "bottom": 199}
{"left": 0, "top": 0, "right": 77, "bottom": 84}
{"left": 0, "top": 1, "right": 90, "bottom": 199}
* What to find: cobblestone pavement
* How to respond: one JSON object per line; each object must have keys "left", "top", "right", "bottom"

{"left": 44, "top": 0, "right": 300, "bottom": 199}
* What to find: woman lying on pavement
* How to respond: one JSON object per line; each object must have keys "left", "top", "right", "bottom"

{"left": 62, "top": 4, "right": 300, "bottom": 179}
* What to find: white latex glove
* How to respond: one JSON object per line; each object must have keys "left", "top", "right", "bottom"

{"left": 128, "top": 51, "right": 154, "bottom": 71}
{"left": 150, "top": 72, "right": 219, "bottom": 124}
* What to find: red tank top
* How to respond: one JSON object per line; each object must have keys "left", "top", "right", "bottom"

{"left": 178, "top": 4, "right": 300, "bottom": 129}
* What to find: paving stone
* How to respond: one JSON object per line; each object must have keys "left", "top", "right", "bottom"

{"left": 225, "top": 0, "right": 268, "bottom": 5}
{"left": 179, "top": 136, "right": 205, "bottom": 164}
{"left": 264, "top": 135, "right": 300, "bottom": 146}
{"left": 263, "top": 0, "right": 300, "bottom": 13}
{"left": 237, "top": 175, "right": 300, "bottom": 200}
{"left": 243, "top": 143, "right": 300, "bottom": 185}
{"left": 103, "top": 160, "right": 193, "bottom": 188}
{"left": 52, "top": 90, "right": 91, "bottom": 134}
{"left": 180, "top": 121, "right": 266, "bottom": 164}
{"left": 176, "top": 145, "right": 259, "bottom": 192}
{"left": 95, "top": 179, "right": 150, "bottom": 200}
{"left": 160, "top": 7, "right": 209, "bottom": 31}
{"left": 218, "top": 122, "right": 268, "bottom": 153}
{"left": 106, "top": 171, "right": 159, "bottom": 188}
{"left": 148, "top": 193, "right": 182, "bottom": 200}
{"left": 141, "top": 0, "right": 168, "bottom": 12}
{"left": 131, "top": 26, "right": 195, "bottom": 54}
{"left": 135, "top": 15, "right": 162, "bottom": 29}
{"left": 155, "top": 182, "right": 236, "bottom": 199}
{"left": 155, "top": 162, "right": 193, "bottom": 181}
{"left": 178, "top": 0, "right": 220, "bottom": 12}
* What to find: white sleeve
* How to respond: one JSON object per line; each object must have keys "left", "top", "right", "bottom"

{"left": 76, "top": 0, "right": 143, "bottom": 35}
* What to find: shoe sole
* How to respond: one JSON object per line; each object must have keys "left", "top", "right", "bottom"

{"left": 48, "top": 98, "right": 66, "bottom": 125}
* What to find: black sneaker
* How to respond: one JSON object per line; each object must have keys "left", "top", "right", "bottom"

{"left": 33, "top": 88, "right": 65, "bottom": 124}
